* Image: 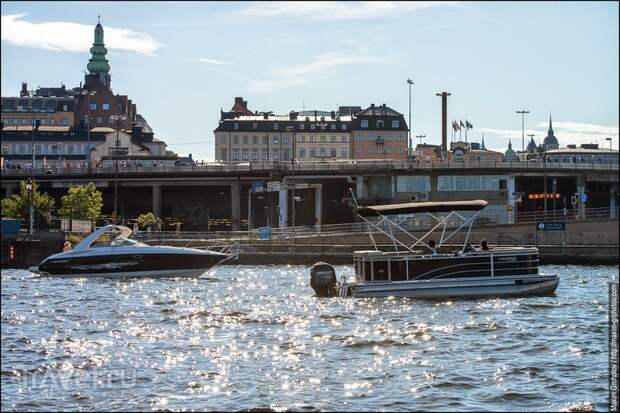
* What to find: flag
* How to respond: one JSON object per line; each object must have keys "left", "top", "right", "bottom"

{"left": 459, "top": 120, "right": 465, "bottom": 128}
{"left": 466, "top": 120, "right": 473, "bottom": 130}
{"left": 452, "top": 121, "right": 459, "bottom": 131}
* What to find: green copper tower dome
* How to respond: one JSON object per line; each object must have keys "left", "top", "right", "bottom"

{"left": 87, "top": 18, "right": 110, "bottom": 74}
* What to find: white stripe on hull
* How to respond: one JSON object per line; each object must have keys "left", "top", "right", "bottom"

{"left": 350, "top": 275, "right": 559, "bottom": 298}
{"left": 35, "top": 268, "right": 210, "bottom": 279}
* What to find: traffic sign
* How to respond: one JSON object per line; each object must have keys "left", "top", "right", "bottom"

{"left": 580, "top": 193, "right": 588, "bottom": 203}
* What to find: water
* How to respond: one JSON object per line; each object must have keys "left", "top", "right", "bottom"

{"left": 1, "top": 265, "right": 616, "bottom": 412}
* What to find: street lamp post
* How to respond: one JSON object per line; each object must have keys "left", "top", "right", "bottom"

{"left": 81, "top": 90, "right": 96, "bottom": 169}
{"left": 543, "top": 145, "right": 548, "bottom": 218}
{"left": 407, "top": 79, "right": 414, "bottom": 158}
{"left": 606, "top": 137, "right": 612, "bottom": 152}
{"left": 26, "top": 178, "right": 33, "bottom": 236}
{"left": 516, "top": 110, "right": 530, "bottom": 152}
{"left": 110, "top": 114, "right": 126, "bottom": 223}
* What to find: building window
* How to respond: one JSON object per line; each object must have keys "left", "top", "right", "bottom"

{"left": 320, "top": 136, "right": 326, "bottom": 143}
{"left": 262, "top": 149, "right": 269, "bottom": 160}
{"left": 62, "top": 118, "right": 69, "bottom": 126}
{"left": 320, "top": 147, "right": 326, "bottom": 157}
{"left": 220, "top": 135, "right": 228, "bottom": 144}
{"left": 232, "top": 149, "right": 239, "bottom": 161}
{"left": 96, "top": 117, "right": 102, "bottom": 124}
{"left": 51, "top": 144, "right": 60, "bottom": 154}
{"left": 233, "top": 136, "right": 239, "bottom": 144}
{"left": 89, "top": 103, "right": 97, "bottom": 111}
{"left": 21, "top": 118, "right": 28, "bottom": 125}
{"left": 253, "top": 122, "right": 258, "bottom": 130}
{"left": 243, "top": 135, "right": 249, "bottom": 144}
{"left": 283, "top": 136, "right": 289, "bottom": 144}
{"left": 283, "top": 148, "right": 290, "bottom": 160}
{"left": 273, "top": 136, "right": 279, "bottom": 144}
{"left": 368, "top": 147, "right": 373, "bottom": 153}
{"left": 233, "top": 122, "right": 239, "bottom": 130}
{"left": 377, "top": 147, "right": 384, "bottom": 154}
{"left": 220, "top": 148, "right": 228, "bottom": 160}
{"left": 397, "top": 135, "right": 404, "bottom": 142}
{"left": 63, "top": 104, "right": 68, "bottom": 112}
{"left": 102, "top": 103, "right": 110, "bottom": 111}
{"left": 263, "top": 136, "right": 268, "bottom": 145}
{"left": 252, "top": 148, "right": 259, "bottom": 160}
{"left": 341, "top": 136, "right": 347, "bottom": 143}
{"left": 377, "top": 120, "right": 384, "bottom": 128}
{"left": 18, "top": 144, "right": 26, "bottom": 154}
{"left": 109, "top": 117, "right": 114, "bottom": 124}
{"left": 342, "top": 124, "right": 347, "bottom": 130}
{"left": 12, "top": 118, "right": 18, "bottom": 125}
{"left": 310, "top": 124, "right": 316, "bottom": 130}
{"left": 299, "top": 148, "right": 305, "bottom": 158}
{"left": 386, "top": 146, "right": 392, "bottom": 153}
{"left": 356, "top": 134, "right": 362, "bottom": 141}
{"left": 68, "top": 144, "right": 75, "bottom": 155}
{"left": 320, "top": 124, "right": 326, "bottom": 130}
{"left": 273, "top": 122, "right": 279, "bottom": 130}
{"left": 368, "top": 135, "right": 374, "bottom": 142}
{"left": 392, "top": 120, "right": 400, "bottom": 128}
{"left": 50, "top": 119, "right": 55, "bottom": 125}
{"left": 252, "top": 136, "right": 258, "bottom": 144}
{"left": 341, "top": 148, "right": 347, "bottom": 158}
{"left": 398, "top": 147, "right": 403, "bottom": 153}
{"left": 361, "top": 119, "right": 368, "bottom": 128}
{"left": 2, "top": 144, "right": 9, "bottom": 154}
{"left": 310, "top": 148, "right": 316, "bottom": 158}
{"left": 386, "top": 135, "right": 392, "bottom": 142}
{"left": 331, "top": 124, "right": 336, "bottom": 130}
{"left": 309, "top": 136, "right": 315, "bottom": 143}
{"left": 272, "top": 149, "right": 280, "bottom": 160}
{"left": 40, "top": 119, "right": 47, "bottom": 125}
{"left": 35, "top": 144, "right": 42, "bottom": 154}
{"left": 357, "top": 147, "right": 362, "bottom": 153}
{"left": 300, "top": 124, "right": 305, "bottom": 130}
{"left": 331, "top": 136, "right": 336, "bottom": 143}
{"left": 397, "top": 176, "right": 431, "bottom": 192}
{"left": 330, "top": 148, "right": 337, "bottom": 158}
{"left": 300, "top": 136, "right": 305, "bottom": 143}
{"left": 242, "top": 148, "right": 249, "bottom": 161}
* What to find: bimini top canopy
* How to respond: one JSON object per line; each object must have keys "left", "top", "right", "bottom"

{"left": 357, "top": 200, "right": 488, "bottom": 217}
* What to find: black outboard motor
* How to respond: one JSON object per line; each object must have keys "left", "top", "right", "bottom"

{"left": 310, "top": 262, "right": 338, "bottom": 297}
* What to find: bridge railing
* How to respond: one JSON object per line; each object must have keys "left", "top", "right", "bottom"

{"left": 2, "top": 159, "right": 618, "bottom": 177}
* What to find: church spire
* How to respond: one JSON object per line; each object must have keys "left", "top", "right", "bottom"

{"left": 481, "top": 133, "right": 486, "bottom": 150}
{"left": 548, "top": 115, "right": 554, "bottom": 134}
{"left": 543, "top": 113, "right": 559, "bottom": 149}
{"left": 87, "top": 18, "right": 110, "bottom": 75}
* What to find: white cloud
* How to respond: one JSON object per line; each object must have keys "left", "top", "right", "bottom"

{"left": 478, "top": 121, "right": 618, "bottom": 150}
{"left": 249, "top": 51, "right": 382, "bottom": 92}
{"left": 239, "top": 1, "right": 461, "bottom": 21}
{"left": 196, "top": 57, "right": 230, "bottom": 65}
{"left": 1, "top": 14, "right": 162, "bottom": 56}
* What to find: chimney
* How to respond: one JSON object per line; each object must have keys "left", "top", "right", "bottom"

{"left": 263, "top": 112, "right": 268, "bottom": 119}
{"left": 330, "top": 111, "right": 335, "bottom": 119}
{"left": 20, "top": 82, "right": 29, "bottom": 97}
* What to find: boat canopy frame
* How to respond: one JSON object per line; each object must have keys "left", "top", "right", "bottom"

{"left": 351, "top": 190, "right": 487, "bottom": 254}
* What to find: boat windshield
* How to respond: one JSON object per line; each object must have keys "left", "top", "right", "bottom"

{"left": 90, "top": 227, "right": 146, "bottom": 248}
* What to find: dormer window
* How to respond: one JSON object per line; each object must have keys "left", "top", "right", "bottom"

{"left": 331, "top": 124, "right": 336, "bottom": 130}
{"left": 300, "top": 124, "right": 305, "bottom": 130}
{"left": 310, "top": 124, "right": 316, "bottom": 130}
{"left": 274, "top": 122, "right": 279, "bottom": 130}
{"left": 253, "top": 122, "right": 258, "bottom": 130}
{"left": 376, "top": 120, "right": 384, "bottom": 128}
{"left": 341, "top": 124, "right": 347, "bottom": 130}
{"left": 392, "top": 120, "right": 400, "bottom": 128}
{"left": 361, "top": 119, "right": 368, "bottom": 128}
{"left": 234, "top": 122, "right": 239, "bottom": 130}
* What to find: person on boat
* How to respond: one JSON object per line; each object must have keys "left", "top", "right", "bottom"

{"left": 428, "top": 239, "right": 438, "bottom": 255}
{"left": 63, "top": 241, "right": 72, "bottom": 252}
{"left": 480, "top": 239, "right": 490, "bottom": 251}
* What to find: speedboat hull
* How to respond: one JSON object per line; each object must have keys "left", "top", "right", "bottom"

{"left": 348, "top": 274, "right": 559, "bottom": 299}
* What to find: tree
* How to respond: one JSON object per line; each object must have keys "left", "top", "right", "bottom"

{"left": 165, "top": 149, "right": 178, "bottom": 157}
{"left": 1, "top": 181, "right": 55, "bottom": 225}
{"left": 136, "top": 212, "right": 162, "bottom": 229}
{"left": 58, "top": 183, "right": 103, "bottom": 223}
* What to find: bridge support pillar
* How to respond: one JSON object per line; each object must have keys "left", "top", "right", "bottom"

{"left": 279, "top": 188, "right": 288, "bottom": 228}
{"left": 315, "top": 185, "right": 322, "bottom": 230}
{"left": 231, "top": 182, "right": 241, "bottom": 231}
{"left": 611, "top": 184, "right": 618, "bottom": 218}
{"left": 577, "top": 176, "right": 586, "bottom": 220}
{"left": 507, "top": 175, "right": 517, "bottom": 224}
{"left": 390, "top": 175, "right": 396, "bottom": 200}
{"left": 152, "top": 184, "right": 162, "bottom": 217}
{"left": 356, "top": 176, "right": 365, "bottom": 199}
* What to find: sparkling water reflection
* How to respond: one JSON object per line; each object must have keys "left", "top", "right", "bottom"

{"left": 1, "top": 265, "right": 615, "bottom": 411}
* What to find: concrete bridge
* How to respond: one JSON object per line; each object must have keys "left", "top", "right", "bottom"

{"left": 2, "top": 160, "right": 618, "bottom": 230}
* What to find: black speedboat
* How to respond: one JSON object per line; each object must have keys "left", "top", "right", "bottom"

{"left": 30, "top": 225, "right": 232, "bottom": 278}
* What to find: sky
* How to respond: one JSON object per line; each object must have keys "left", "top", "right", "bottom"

{"left": 1, "top": 1, "right": 618, "bottom": 160}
